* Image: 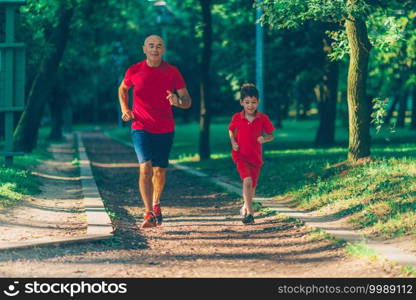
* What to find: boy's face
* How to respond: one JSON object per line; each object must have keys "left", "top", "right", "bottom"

{"left": 240, "top": 96, "right": 259, "bottom": 115}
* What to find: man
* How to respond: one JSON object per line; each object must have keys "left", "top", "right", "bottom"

{"left": 118, "top": 35, "right": 192, "bottom": 228}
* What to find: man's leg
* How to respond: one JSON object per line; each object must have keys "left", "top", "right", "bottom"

{"left": 152, "top": 167, "right": 167, "bottom": 205}
{"left": 139, "top": 161, "right": 154, "bottom": 213}
{"left": 149, "top": 131, "right": 173, "bottom": 225}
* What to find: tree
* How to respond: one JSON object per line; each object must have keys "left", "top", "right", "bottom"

{"left": 314, "top": 24, "right": 339, "bottom": 146}
{"left": 344, "top": 0, "right": 372, "bottom": 160}
{"left": 366, "top": 6, "right": 416, "bottom": 130}
{"left": 14, "top": 0, "right": 74, "bottom": 152}
{"left": 259, "top": 0, "right": 414, "bottom": 161}
{"left": 198, "top": 0, "right": 213, "bottom": 160}
{"left": 411, "top": 87, "right": 416, "bottom": 129}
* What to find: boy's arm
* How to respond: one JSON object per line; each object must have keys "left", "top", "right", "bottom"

{"left": 229, "top": 130, "right": 239, "bottom": 151}
{"left": 257, "top": 133, "right": 274, "bottom": 144}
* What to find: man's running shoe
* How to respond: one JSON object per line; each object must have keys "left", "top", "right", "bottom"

{"left": 153, "top": 204, "right": 163, "bottom": 225}
{"left": 140, "top": 212, "right": 157, "bottom": 228}
{"left": 242, "top": 214, "right": 255, "bottom": 225}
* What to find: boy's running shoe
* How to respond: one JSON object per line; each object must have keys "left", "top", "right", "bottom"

{"left": 242, "top": 214, "right": 255, "bottom": 225}
{"left": 140, "top": 212, "right": 157, "bottom": 228}
{"left": 153, "top": 204, "right": 163, "bottom": 225}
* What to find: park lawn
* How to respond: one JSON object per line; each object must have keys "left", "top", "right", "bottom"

{"left": 107, "top": 119, "right": 416, "bottom": 238}
{"left": 0, "top": 129, "right": 50, "bottom": 208}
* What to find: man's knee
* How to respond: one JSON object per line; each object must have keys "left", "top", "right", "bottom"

{"left": 140, "top": 162, "right": 153, "bottom": 179}
{"left": 153, "top": 167, "right": 166, "bottom": 178}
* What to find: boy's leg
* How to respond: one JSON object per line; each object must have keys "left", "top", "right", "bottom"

{"left": 243, "top": 177, "right": 254, "bottom": 215}
{"left": 251, "top": 165, "right": 261, "bottom": 200}
{"left": 243, "top": 165, "right": 260, "bottom": 216}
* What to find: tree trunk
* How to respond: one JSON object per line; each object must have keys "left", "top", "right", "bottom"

{"left": 345, "top": 11, "right": 372, "bottom": 161}
{"left": 315, "top": 36, "right": 339, "bottom": 146}
{"left": 411, "top": 87, "right": 416, "bottom": 129}
{"left": 384, "top": 95, "right": 400, "bottom": 126}
{"left": 271, "top": 99, "right": 283, "bottom": 128}
{"left": 396, "top": 89, "right": 408, "bottom": 128}
{"left": 198, "top": 0, "right": 212, "bottom": 160}
{"left": 48, "top": 85, "right": 64, "bottom": 141}
{"left": 14, "top": 2, "right": 74, "bottom": 152}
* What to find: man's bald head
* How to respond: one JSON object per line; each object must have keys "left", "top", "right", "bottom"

{"left": 144, "top": 35, "right": 164, "bottom": 46}
{"left": 143, "top": 35, "right": 165, "bottom": 66}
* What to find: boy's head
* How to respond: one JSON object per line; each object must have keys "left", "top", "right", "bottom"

{"left": 240, "top": 83, "right": 259, "bottom": 114}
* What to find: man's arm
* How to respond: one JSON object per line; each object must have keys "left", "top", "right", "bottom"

{"left": 118, "top": 81, "right": 134, "bottom": 121}
{"left": 167, "top": 88, "right": 192, "bottom": 109}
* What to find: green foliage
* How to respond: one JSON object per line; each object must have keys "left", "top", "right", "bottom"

{"left": 326, "top": 29, "right": 349, "bottom": 61}
{"left": 0, "top": 167, "right": 39, "bottom": 208}
{"left": 345, "top": 240, "right": 379, "bottom": 260}
{"left": 259, "top": 0, "right": 372, "bottom": 29}
{"left": 307, "top": 228, "right": 344, "bottom": 245}
{"left": 71, "top": 158, "right": 80, "bottom": 166}
{"left": 252, "top": 201, "right": 263, "bottom": 212}
{"left": 370, "top": 97, "right": 388, "bottom": 133}
{"left": 0, "top": 128, "right": 51, "bottom": 208}
{"left": 17, "top": 0, "right": 416, "bottom": 128}
{"left": 401, "top": 266, "right": 416, "bottom": 277}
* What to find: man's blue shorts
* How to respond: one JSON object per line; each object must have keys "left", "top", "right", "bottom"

{"left": 131, "top": 129, "right": 174, "bottom": 168}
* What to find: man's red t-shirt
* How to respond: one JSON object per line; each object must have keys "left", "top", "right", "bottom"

{"left": 228, "top": 111, "right": 275, "bottom": 167}
{"left": 123, "top": 60, "right": 186, "bottom": 134}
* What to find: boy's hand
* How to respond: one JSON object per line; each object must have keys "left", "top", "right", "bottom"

{"left": 257, "top": 136, "right": 265, "bottom": 144}
{"left": 231, "top": 141, "right": 239, "bottom": 151}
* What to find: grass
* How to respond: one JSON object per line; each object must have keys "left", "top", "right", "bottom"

{"left": 345, "top": 240, "right": 380, "bottom": 260}
{"left": 401, "top": 266, "right": 416, "bottom": 277}
{"left": 0, "top": 128, "right": 51, "bottom": 208}
{"left": 307, "top": 228, "right": 345, "bottom": 246}
{"left": 343, "top": 239, "right": 416, "bottom": 277}
{"left": 106, "top": 118, "right": 416, "bottom": 239}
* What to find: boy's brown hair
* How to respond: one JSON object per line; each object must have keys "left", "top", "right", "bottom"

{"left": 240, "top": 83, "right": 259, "bottom": 101}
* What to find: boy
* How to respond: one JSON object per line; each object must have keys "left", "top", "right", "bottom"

{"left": 228, "top": 83, "right": 275, "bottom": 224}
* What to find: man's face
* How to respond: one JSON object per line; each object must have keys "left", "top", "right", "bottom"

{"left": 143, "top": 36, "right": 164, "bottom": 63}
{"left": 240, "top": 96, "right": 259, "bottom": 115}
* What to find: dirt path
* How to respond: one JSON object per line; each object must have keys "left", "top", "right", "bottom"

{"left": 0, "top": 135, "right": 86, "bottom": 245}
{"left": 0, "top": 131, "right": 407, "bottom": 277}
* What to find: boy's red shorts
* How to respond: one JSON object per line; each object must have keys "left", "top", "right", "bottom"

{"left": 235, "top": 160, "right": 261, "bottom": 188}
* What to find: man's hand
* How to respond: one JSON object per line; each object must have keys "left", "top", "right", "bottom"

{"left": 121, "top": 109, "right": 134, "bottom": 121}
{"left": 167, "top": 89, "right": 192, "bottom": 109}
{"left": 166, "top": 90, "right": 180, "bottom": 106}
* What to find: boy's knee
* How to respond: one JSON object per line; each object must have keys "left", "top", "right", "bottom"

{"left": 243, "top": 177, "right": 253, "bottom": 187}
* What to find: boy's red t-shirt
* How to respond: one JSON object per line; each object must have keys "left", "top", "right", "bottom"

{"left": 228, "top": 111, "right": 275, "bottom": 167}
{"left": 123, "top": 60, "right": 186, "bottom": 134}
